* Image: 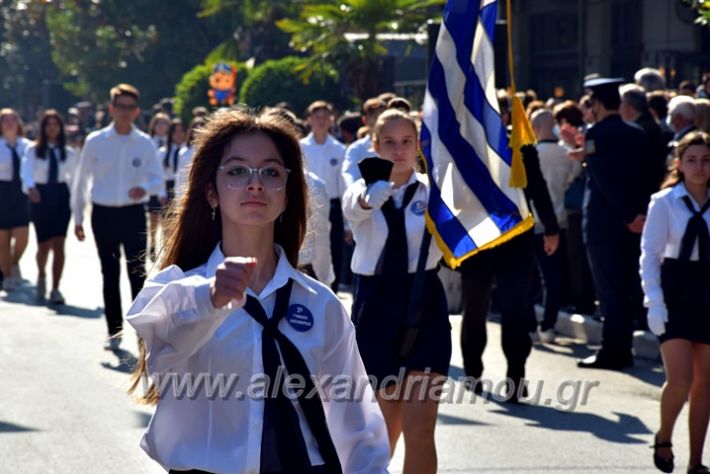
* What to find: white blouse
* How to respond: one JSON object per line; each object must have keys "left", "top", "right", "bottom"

{"left": 342, "top": 172, "right": 442, "bottom": 276}
{"left": 127, "top": 244, "right": 390, "bottom": 474}
{"left": 299, "top": 172, "right": 335, "bottom": 285}
{"left": 640, "top": 183, "right": 710, "bottom": 307}
{"left": 21, "top": 143, "right": 77, "bottom": 191}
{"left": 0, "top": 137, "right": 32, "bottom": 182}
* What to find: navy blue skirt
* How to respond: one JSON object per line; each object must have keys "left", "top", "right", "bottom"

{"left": 0, "top": 180, "right": 30, "bottom": 230}
{"left": 30, "top": 183, "right": 71, "bottom": 243}
{"left": 352, "top": 269, "right": 451, "bottom": 389}
{"left": 659, "top": 258, "right": 710, "bottom": 345}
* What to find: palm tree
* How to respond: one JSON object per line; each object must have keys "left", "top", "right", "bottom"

{"left": 277, "top": 0, "right": 444, "bottom": 100}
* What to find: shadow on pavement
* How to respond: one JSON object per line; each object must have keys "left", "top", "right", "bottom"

{"left": 532, "top": 340, "right": 595, "bottom": 360}
{"left": 534, "top": 341, "right": 665, "bottom": 388}
{"left": 1, "top": 285, "right": 103, "bottom": 319}
{"left": 489, "top": 399, "right": 651, "bottom": 444}
{"left": 0, "top": 421, "right": 39, "bottom": 433}
{"left": 133, "top": 411, "right": 152, "bottom": 428}
{"left": 0, "top": 285, "right": 45, "bottom": 307}
{"left": 436, "top": 413, "right": 488, "bottom": 426}
{"left": 101, "top": 348, "right": 138, "bottom": 374}
{"left": 51, "top": 304, "right": 103, "bottom": 319}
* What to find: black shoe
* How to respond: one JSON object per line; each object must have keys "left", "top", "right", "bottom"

{"left": 464, "top": 378, "right": 484, "bottom": 395}
{"left": 577, "top": 353, "right": 633, "bottom": 370}
{"left": 503, "top": 378, "right": 529, "bottom": 403}
{"left": 687, "top": 464, "right": 709, "bottom": 474}
{"left": 651, "top": 433, "right": 674, "bottom": 473}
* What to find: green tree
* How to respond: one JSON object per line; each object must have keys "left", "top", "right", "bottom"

{"left": 45, "top": 0, "right": 235, "bottom": 106}
{"left": 685, "top": 0, "right": 710, "bottom": 24}
{"left": 198, "top": 0, "right": 298, "bottom": 62}
{"left": 0, "top": 1, "right": 66, "bottom": 114}
{"left": 174, "top": 60, "right": 251, "bottom": 122}
{"left": 239, "top": 56, "right": 351, "bottom": 115}
{"left": 276, "top": 0, "right": 444, "bottom": 100}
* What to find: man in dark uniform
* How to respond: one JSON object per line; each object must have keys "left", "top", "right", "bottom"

{"left": 460, "top": 144, "right": 560, "bottom": 402}
{"left": 572, "top": 77, "right": 649, "bottom": 370}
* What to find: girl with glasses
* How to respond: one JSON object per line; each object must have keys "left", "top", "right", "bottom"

{"left": 126, "top": 109, "right": 390, "bottom": 474}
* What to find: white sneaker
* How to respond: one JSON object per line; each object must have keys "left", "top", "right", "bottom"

{"left": 539, "top": 328, "right": 556, "bottom": 344}
{"left": 37, "top": 276, "right": 47, "bottom": 300}
{"left": 49, "top": 288, "right": 65, "bottom": 305}
{"left": 104, "top": 336, "right": 121, "bottom": 351}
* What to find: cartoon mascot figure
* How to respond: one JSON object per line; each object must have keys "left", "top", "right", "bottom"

{"left": 208, "top": 63, "right": 237, "bottom": 106}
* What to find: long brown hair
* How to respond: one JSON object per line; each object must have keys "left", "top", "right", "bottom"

{"left": 662, "top": 131, "right": 710, "bottom": 189}
{"left": 129, "top": 108, "right": 308, "bottom": 403}
{"left": 36, "top": 110, "right": 67, "bottom": 162}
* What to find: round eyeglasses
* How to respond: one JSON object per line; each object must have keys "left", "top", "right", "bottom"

{"left": 218, "top": 164, "right": 291, "bottom": 190}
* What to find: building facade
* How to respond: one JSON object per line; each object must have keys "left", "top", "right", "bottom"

{"left": 511, "top": 0, "right": 710, "bottom": 99}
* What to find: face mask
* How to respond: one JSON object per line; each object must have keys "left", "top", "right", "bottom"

{"left": 552, "top": 124, "right": 561, "bottom": 139}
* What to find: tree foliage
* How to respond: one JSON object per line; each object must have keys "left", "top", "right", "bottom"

{"left": 198, "top": 0, "right": 298, "bottom": 62}
{"left": 239, "top": 56, "right": 351, "bottom": 116}
{"left": 45, "top": 0, "right": 234, "bottom": 106}
{"left": 685, "top": 0, "right": 710, "bottom": 24}
{"left": 174, "top": 60, "right": 250, "bottom": 122}
{"left": 0, "top": 1, "right": 62, "bottom": 113}
{"left": 276, "top": 0, "right": 444, "bottom": 100}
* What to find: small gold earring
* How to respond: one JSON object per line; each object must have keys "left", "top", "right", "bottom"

{"left": 211, "top": 207, "right": 216, "bottom": 221}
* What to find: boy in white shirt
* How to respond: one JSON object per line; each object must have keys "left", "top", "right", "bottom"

{"left": 300, "top": 101, "right": 346, "bottom": 292}
{"left": 72, "top": 83, "right": 164, "bottom": 349}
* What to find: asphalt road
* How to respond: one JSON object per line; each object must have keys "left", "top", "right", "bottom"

{"left": 0, "top": 219, "right": 704, "bottom": 473}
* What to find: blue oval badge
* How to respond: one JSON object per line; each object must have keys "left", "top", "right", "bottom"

{"left": 410, "top": 200, "right": 426, "bottom": 216}
{"left": 330, "top": 158, "right": 338, "bottom": 167}
{"left": 286, "top": 304, "right": 314, "bottom": 332}
{"left": 132, "top": 157, "right": 142, "bottom": 167}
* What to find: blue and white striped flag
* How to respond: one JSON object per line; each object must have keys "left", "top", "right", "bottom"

{"left": 421, "top": 0, "right": 533, "bottom": 269}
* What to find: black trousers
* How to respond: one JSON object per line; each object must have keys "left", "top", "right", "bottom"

{"left": 460, "top": 230, "right": 537, "bottom": 381}
{"left": 329, "top": 198, "right": 344, "bottom": 292}
{"left": 586, "top": 233, "right": 642, "bottom": 360}
{"left": 565, "top": 211, "right": 596, "bottom": 313}
{"left": 533, "top": 230, "right": 568, "bottom": 331}
{"left": 91, "top": 204, "right": 147, "bottom": 336}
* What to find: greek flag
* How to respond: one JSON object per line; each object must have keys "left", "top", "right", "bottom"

{"left": 421, "top": 0, "right": 533, "bottom": 269}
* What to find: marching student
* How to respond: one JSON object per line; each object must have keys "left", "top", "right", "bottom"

{"left": 126, "top": 109, "right": 390, "bottom": 474}
{"left": 641, "top": 131, "right": 710, "bottom": 474}
{"left": 146, "top": 112, "right": 171, "bottom": 260}
{"left": 300, "top": 171, "right": 336, "bottom": 285}
{"left": 21, "top": 110, "right": 76, "bottom": 303}
{"left": 342, "top": 109, "right": 450, "bottom": 474}
{"left": 342, "top": 98, "right": 386, "bottom": 189}
{"left": 0, "top": 108, "right": 32, "bottom": 292}
{"left": 173, "top": 116, "right": 206, "bottom": 200}
{"left": 148, "top": 112, "right": 171, "bottom": 149}
{"left": 261, "top": 106, "right": 335, "bottom": 287}
{"left": 300, "top": 100, "right": 347, "bottom": 292}
{"left": 71, "top": 83, "right": 164, "bottom": 349}
{"left": 158, "top": 118, "right": 186, "bottom": 207}
{"left": 151, "top": 118, "right": 186, "bottom": 260}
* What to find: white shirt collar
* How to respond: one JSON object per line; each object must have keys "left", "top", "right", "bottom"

{"left": 204, "top": 242, "right": 318, "bottom": 300}
{"left": 304, "top": 132, "right": 335, "bottom": 146}
{"left": 106, "top": 122, "right": 138, "bottom": 139}
{"left": 672, "top": 182, "right": 710, "bottom": 208}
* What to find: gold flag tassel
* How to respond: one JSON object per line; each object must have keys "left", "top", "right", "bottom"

{"left": 506, "top": 0, "right": 534, "bottom": 188}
